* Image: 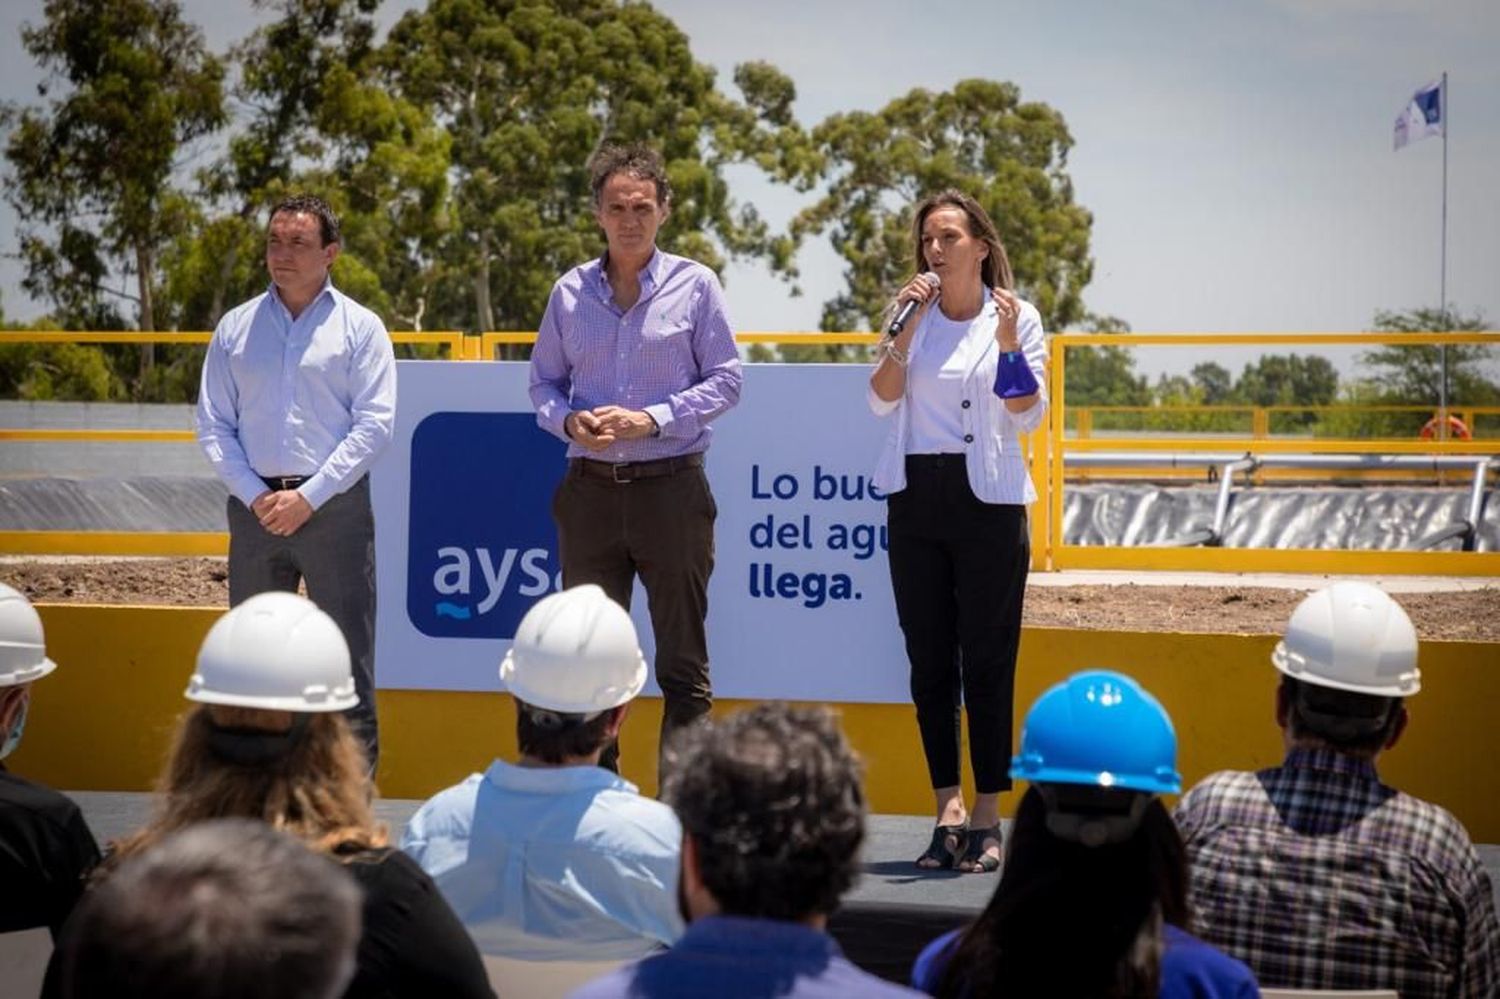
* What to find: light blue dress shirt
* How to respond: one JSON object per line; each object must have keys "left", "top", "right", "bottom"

{"left": 400, "top": 759, "right": 685, "bottom": 961}
{"left": 195, "top": 280, "right": 396, "bottom": 510}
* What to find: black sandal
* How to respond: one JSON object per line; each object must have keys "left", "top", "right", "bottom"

{"left": 957, "top": 824, "right": 1002, "bottom": 873}
{"left": 915, "top": 822, "right": 968, "bottom": 869}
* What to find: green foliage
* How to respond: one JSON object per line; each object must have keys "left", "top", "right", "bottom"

{"left": 1, "top": 1, "right": 1105, "bottom": 391}
{"left": 1358, "top": 306, "right": 1499, "bottom": 406}
{"left": 793, "top": 78, "right": 1092, "bottom": 341}
{"left": 2, "top": 0, "right": 225, "bottom": 339}
{"left": 1232, "top": 354, "right": 1338, "bottom": 430}
{"left": 1062, "top": 315, "right": 1148, "bottom": 422}
{"left": 0, "top": 342, "right": 118, "bottom": 400}
{"left": 0, "top": 298, "right": 117, "bottom": 399}
{"left": 378, "top": 0, "right": 808, "bottom": 334}
{"left": 1191, "top": 362, "right": 1232, "bottom": 404}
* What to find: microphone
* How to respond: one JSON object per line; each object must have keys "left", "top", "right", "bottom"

{"left": 886, "top": 272, "right": 940, "bottom": 337}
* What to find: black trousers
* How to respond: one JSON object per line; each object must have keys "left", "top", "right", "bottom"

{"left": 226, "top": 477, "right": 379, "bottom": 770}
{"left": 553, "top": 459, "right": 717, "bottom": 774}
{"left": 887, "top": 454, "right": 1028, "bottom": 794}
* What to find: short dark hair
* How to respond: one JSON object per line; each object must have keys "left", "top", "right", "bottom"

{"left": 269, "top": 194, "right": 341, "bottom": 246}
{"left": 663, "top": 703, "right": 865, "bottom": 921}
{"left": 1282, "top": 676, "right": 1402, "bottom": 753}
{"left": 57, "top": 818, "right": 361, "bottom": 999}
{"left": 589, "top": 143, "right": 672, "bottom": 209}
{"left": 515, "top": 701, "right": 619, "bottom": 764}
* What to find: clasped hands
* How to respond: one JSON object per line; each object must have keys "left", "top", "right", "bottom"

{"left": 252, "top": 489, "right": 314, "bottom": 537}
{"left": 565, "top": 405, "right": 658, "bottom": 451}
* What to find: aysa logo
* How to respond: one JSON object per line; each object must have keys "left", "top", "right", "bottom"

{"left": 406, "top": 411, "right": 568, "bottom": 638}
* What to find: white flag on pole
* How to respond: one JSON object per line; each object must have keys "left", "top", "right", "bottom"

{"left": 1394, "top": 79, "right": 1444, "bottom": 150}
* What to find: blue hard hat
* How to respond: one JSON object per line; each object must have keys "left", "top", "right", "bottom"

{"left": 1010, "top": 670, "right": 1181, "bottom": 795}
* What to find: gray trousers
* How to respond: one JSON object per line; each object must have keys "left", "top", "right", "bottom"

{"left": 226, "top": 477, "right": 379, "bottom": 768}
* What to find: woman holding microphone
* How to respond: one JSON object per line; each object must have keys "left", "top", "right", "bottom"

{"left": 868, "top": 189, "right": 1047, "bottom": 874}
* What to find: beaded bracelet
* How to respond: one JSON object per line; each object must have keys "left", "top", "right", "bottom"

{"left": 882, "top": 340, "right": 910, "bottom": 368}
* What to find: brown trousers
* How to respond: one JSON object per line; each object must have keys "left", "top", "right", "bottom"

{"left": 552, "top": 458, "right": 717, "bottom": 773}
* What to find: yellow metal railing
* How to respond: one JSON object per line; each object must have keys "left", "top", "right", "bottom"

{"left": 1070, "top": 404, "right": 1500, "bottom": 439}
{"left": 1042, "top": 331, "right": 1500, "bottom": 576}
{"left": 0, "top": 329, "right": 466, "bottom": 354}
{"left": 5, "top": 329, "right": 1499, "bottom": 573}
{"left": 475, "top": 329, "right": 877, "bottom": 359}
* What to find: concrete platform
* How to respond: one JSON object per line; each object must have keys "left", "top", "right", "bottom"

{"left": 65, "top": 791, "right": 1500, "bottom": 915}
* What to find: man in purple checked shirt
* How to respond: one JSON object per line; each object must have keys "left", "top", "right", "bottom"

{"left": 529, "top": 143, "right": 742, "bottom": 776}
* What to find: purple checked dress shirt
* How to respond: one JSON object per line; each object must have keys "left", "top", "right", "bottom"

{"left": 529, "top": 249, "right": 742, "bottom": 462}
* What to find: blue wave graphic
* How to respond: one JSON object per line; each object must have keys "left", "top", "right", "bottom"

{"left": 434, "top": 601, "right": 472, "bottom": 620}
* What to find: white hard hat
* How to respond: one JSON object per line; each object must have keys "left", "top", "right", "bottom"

{"left": 1272, "top": 582, "right": 1420, "bottom": 697}
{"left": 499, "top": 585, "right": 646, "bottom": 716}
{"left": 187, "top": 592, "right": 359, "bottom": 712}
{"left": 0, "top": 583, "right": 56, "bottom": 688}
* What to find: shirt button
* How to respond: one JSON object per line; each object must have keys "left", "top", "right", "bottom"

{"left": 961, "top": 400, "right": 971, "bottom": 409}
{"left": 963, "top": 434, "right": 974, "bottom": 443}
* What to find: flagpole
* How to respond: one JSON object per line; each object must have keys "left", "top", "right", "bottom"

{"left": 1439, "top": 71, "right": 1448, "bottom": 435}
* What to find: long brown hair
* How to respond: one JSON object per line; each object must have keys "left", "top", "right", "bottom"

{"left": 109, "top": 705, "right": 385, "bottom": 868}
{"left": 911, "top": 189, "right": 1014, "bottom": 291}
{"left": 934, "top": 787, "right": 1188, "bottom": 999}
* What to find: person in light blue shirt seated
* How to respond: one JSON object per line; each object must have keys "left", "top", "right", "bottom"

{"left": 911, "top": 671, "right": 1258, "bottom": 999}
{"left": 572, "top": 702, "right": 922, "bottom": 999}
{"left": 401, "top": 585, "right": 684, "bottom": 961}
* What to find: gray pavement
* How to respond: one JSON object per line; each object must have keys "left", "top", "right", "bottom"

{"left": 64, "top": 791, "right": 1500, "bottom": 914}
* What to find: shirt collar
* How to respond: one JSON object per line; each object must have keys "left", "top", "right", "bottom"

{"left": 1282, "top": 746, "right": 1380, "bottom": 781}
{"left": 595, "top": 248, "right": 664, "bottom": 300}
{"left": 268, "top": 276, "right": 337, "bottom": 318}
{"left": 677, "top": 915, "right": 842, "bottom": 957}
{"left": 484, "top": 757, "right": 641, "bottom": 796}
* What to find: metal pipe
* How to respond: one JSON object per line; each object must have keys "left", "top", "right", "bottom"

{"left": 1065, "top": 451, "right": 1494, "bottom": 472}
{"left": 1209, "top": 456, "right": 1257, "bottom": 544}
{"left": 1466, "top": 458, "right": 1493, "bottom": 538}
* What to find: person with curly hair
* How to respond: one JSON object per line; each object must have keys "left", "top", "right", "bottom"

{"left": 529, "top": 143, "right": 742, "bottom": 778}
{"left": 572, "top": 702, "right": 921, "bottom": 998}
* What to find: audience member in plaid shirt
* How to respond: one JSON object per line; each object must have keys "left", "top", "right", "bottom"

{"left": 1175, "top": 582, "right": 1500, "bottom": 999}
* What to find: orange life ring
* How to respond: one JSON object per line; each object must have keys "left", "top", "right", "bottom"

{"left": 1420, "top": 414, "right": 1471, "bottom": 440}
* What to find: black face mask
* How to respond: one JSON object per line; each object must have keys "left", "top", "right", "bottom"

{"left": 206, "top": 714, "right": 310, "bottom": 767}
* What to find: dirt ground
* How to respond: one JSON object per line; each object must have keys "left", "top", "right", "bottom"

{"left": 3, "top": 558, "right": 1497, "bottom": 641}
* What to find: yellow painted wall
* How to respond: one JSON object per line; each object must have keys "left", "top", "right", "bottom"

{"left": 15, "top": 604, "right": 1500, "bottom": 840}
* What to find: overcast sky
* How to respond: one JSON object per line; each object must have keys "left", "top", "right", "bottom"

{"left": 2, "top": 0, "right": 1496, "bottom": 354}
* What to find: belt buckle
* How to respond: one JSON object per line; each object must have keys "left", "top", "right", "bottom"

{"left": 610, "top": 463, "right": 632, "bottom": 484}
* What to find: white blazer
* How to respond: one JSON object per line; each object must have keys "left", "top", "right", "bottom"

{"left": 868, "top": 298, "right": 1048, "bottom": 504}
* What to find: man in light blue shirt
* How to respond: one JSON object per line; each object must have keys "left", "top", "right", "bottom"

{"left": 195, "top": 194, "right": 395, "bottom": 765}
{"left": 401, "top": 585, "right": 683, "bottom": 962}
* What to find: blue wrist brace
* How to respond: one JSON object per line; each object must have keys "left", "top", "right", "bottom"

{"left": 994, "top": 350, "right": 1040, "bottom": 399}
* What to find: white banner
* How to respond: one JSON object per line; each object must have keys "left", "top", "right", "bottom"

{"left": 372, "top": 361, "right": 919, "bottom": 702}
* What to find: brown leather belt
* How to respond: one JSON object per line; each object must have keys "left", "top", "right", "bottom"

{"left": 571, "top": 452, "right": 704, "bottom": 484}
